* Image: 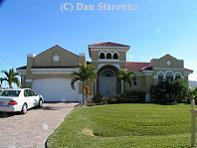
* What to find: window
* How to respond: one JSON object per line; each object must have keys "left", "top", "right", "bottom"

{"left": 166, "top": 76, "right": 173, "bottom": 82}
{"left": 113, "top": 53, "right": 118, "bottom": 59}
{"left": 28, "top": 89, "right": 37, "bottom": 96}
{"left": 102, "top": 70, "right": 114, "bottom": 77}
{"left": 167, "top": 60, "right": 171, "bottom": 65}
{"left": 157, "top": 72, "right": 165, "bottom": 84}
{"left": 165, "top": 72, "right": 174, "bottom": 82}
{"left": 175, "top": 76, "right": 181, "bottom": 80}
{"left": 0, "top": 90, "right": 21, "bottom": 97}
{"left": 99, "top": 53, "right": 105, "bottom": 59}
{"left": 106, "top": 53, "right": 112, "bottom": 59}
{"left": 158, "top": 76, "right": 164, "bottom": 84}
{"left": 31, "top": 90, "right": 38, "bottom": 96}
{"left": 175, "top": 73, "right": 182, "bottom": 80}
{"left": 53, "top": 55, "right": 60, "bottom": 62}
{"left": 24, "top": 90, "right": 29, "bottom": 97}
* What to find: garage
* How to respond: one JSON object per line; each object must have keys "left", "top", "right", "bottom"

{"left": 32, "top": 78, "right": 79, "bottom": 102}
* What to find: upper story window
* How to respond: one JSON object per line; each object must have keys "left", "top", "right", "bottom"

{"left": 106, "top": 53, "right": 112, "bottom": 59}
{"left": 53, "top": 55, "right": 60, "bottom": 62}
{"left": 98, "top": 52, "right": 119, "bottom": 60}
{"left": 99, "top": 53, "right": 105, "bottom": 59}
{"left": 113, "top": 53, "right": 118, "bottom": 59}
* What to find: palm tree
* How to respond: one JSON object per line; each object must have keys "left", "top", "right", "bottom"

{"left": 118, "top": 68, "right": 136, "bottom": 94}
{"left": 190, "top": 87, "right": 197, "bottom": 101}
{"left": 71, "top": 64, "right": 96, "bottom": 105}
{"left": 2, "top": 68, "right": 20, "bottom": 88}
{"left": 0, "top": 77, "right": 3, "bottom": 88}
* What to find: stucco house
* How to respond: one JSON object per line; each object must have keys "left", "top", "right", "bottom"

{"left": 17, "top": 42, "right": 193, "bottom": 102}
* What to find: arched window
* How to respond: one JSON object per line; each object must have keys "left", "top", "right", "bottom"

{"left": 165, "top": 71, "right": 174, "bottom": 82}
{"left": 106, "top": 53, "right": 112, "bottom": 59}
{"left": 175, "top": 72, "right": 182, "bottom": 80}
{"left": 99, "top": 53, "right": 105, "bottom": 59}
{"left": 102, "top": 70, "right": 114, "bottom": 77}
{"left": 157, "top": 72, "right": 164, "bottom": 84}
{"left": 113, "top": 53, "right": 118, "bottom": 59}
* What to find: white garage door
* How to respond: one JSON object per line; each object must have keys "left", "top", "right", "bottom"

{"left": 32, "top": 78, "right": 79, "bottom": 102}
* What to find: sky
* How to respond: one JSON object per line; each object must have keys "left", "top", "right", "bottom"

{"left": 0, "top": 0, "right": 197, "bottom": 82}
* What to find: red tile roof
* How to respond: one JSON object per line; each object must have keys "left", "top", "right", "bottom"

{"left": 125, "top": 62, "right": 152, "bottom": 72}
{"left": 89, "top": 42, "right": 130, "bottom": 47}
{"left": 184, "top": 68, "right": 193, "bottom": 72}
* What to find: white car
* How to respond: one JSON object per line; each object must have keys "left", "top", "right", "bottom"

{"left": 0, "top": 88, "right": 44, "bottom": 114}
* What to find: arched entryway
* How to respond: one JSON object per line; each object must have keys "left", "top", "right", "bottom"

{"left": 97, "top": 65, "right": 120, "bottom": 97}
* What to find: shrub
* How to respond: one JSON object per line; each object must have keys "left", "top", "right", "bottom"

{"left": 92, "top": 91, "right": 145, "bottom": 104}
{"left": 122, "top": 90, "right": 146, "bottom": 103}
{"left": 92, "top": 93, "right": 102, "bottom": 103}
{"left": 150, "top": 80, "right": 190, "bottom": 103}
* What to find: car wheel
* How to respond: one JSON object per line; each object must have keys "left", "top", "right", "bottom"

{"left": 21, "top": 104, "right": 28, "bottom": 114}
{"left": 38, "top": 99, "right": 43, "bottom": 108}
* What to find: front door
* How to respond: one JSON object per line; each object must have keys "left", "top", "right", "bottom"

{"left": 99, "top": 70, "right": 116, "bottom": 97}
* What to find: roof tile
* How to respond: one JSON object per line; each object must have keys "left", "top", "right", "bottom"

{"left": 89, "top": 42, "right": 130, "bottom": 47}
{"left": 125, "top": 62, "right": 152, "bottom": 72}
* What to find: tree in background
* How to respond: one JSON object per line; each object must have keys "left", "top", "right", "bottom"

{"left": 2, "top": 68, "right": 20, "bottom": 88}
{"left": 71, "top": 64, "right": 96, "bottom": 105}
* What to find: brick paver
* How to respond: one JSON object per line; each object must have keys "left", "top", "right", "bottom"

{"left": 0, "top": 103, "right": 77, "bottom": 148}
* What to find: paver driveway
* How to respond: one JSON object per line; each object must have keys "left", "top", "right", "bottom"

{"left": 0, "top": 103, "right": 77, "bottom": 148}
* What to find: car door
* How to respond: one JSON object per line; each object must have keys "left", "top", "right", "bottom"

{"left": 24, "top": 89, "right": 32, "bottom": 109}
{"left": 31, "top": 89, "right": 40, "bottom": 107}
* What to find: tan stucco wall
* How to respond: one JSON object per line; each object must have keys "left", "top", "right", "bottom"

{"left": 151, "top": 54, "right": 184, "bottom": 69}
{"left": 125, "top": 75, "right": 153, "bottom": 93}
{"left": 125, "top": 75, "right": 146, "bottom": 92}
{"left": 90, "top": 48, "right": 127, "bottom": 61}
{"left": 33, "top": 46, "right": 83, "bottom": 67}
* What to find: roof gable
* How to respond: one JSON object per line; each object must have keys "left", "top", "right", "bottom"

{"left": 89, "top": 42, "right": 130, "bottom": 47}
{"left": 32, "top": 45, "right": 81, "bottom": 68}
{"left": 159, "top": 54, "right": 178, "bottom": 61}
{"left": 35, "top": 45, "right": 79, "bottom": 58}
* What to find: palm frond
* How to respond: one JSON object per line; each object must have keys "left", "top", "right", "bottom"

{"left": 1, "top": 69, "right": 21, "bottom": 88}
{"left": 118, "top": 68, "right": 136, "bottom": 87}
{"left": 71, "top": 78, "right": 80, "bottom": 89}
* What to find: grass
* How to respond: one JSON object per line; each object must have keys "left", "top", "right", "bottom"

{"left": 47, "top": 104, "right": 195, "bottom": 148}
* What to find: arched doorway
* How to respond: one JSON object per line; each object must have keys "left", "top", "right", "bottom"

{"left": 99, "top": 69, "right": 116, "bottom": 96}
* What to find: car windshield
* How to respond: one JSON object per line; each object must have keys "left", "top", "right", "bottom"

{"left": 0, "top": 90, "right": 21, "bottom": 97}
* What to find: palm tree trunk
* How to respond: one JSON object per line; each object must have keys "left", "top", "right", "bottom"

{"left": 9, "top": 82, "right": 12, "bottom": 89}
{"left": 121, "top": 80, "right": 124, "bottom": 95}
{"left": 82, "top": 82, "right": 86, "bottom": 105}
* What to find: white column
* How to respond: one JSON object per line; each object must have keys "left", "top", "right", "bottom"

{"left": 94, "top": 79, "right": 97, "bottom": 93}
{"left": 121, "top": 80, "right": 124, "bottom": 94}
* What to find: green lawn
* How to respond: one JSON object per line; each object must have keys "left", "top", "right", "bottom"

{"left": 48, "top": 104, "right": 194, "bottom": 148}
